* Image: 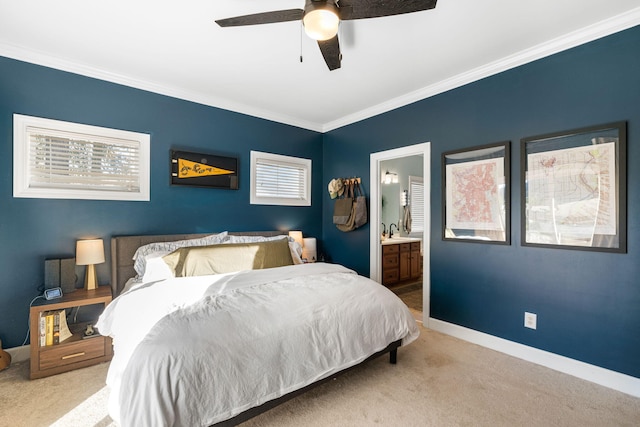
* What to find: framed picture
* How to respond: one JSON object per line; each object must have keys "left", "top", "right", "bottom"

{"left": 442, "top": 142, "right": 510, "bottom": 244}
{"left": 171, "top": 150, "right": 238, "bottom": 189}
{"left": 521, "top": 122, "right": 626, "bottom": 252}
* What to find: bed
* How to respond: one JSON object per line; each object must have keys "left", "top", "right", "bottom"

{"left": 97, "top": 231, "right": 420, "bottom": 426}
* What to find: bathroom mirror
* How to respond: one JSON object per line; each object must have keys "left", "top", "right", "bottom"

{"left": 380, "top": 155, "right": 424, "bottom": 239}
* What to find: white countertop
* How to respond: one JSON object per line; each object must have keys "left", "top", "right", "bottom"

{"left": 381, "top": 237, "right": 422, "bottom": 245}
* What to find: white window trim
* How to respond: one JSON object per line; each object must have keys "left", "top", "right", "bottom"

{"left": 13, "top": 114, "right": 150, "bottom": 201}
{"left": 250, "top": 150, "right": 311, "bottom": 206}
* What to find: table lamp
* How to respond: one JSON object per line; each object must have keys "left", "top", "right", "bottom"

{"left": 76, "top": 239, "right": 105, "bottom": 290}
{"left": 302, "top": 237, "right": 317, "bottom": 262}
{"left": 288, "top": 231, "right": 303, "bottom": 247}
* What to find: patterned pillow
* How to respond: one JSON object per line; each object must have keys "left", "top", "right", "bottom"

{"left": 132, "top": 232, "right": 228, "bottom": 277}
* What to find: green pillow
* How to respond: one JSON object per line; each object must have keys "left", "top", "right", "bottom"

{"left": 163, "top": 238, "right": 294, "bottom": 277}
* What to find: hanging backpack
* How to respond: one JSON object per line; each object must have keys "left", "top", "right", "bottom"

{"left": 336, "top": 181, "right": 357, "bottom": 232}
{"left": 353, "top": 181, "right": 368, "bottom": 229}
{"left": 333, "top": 179, "right": 353, "bottom": 225}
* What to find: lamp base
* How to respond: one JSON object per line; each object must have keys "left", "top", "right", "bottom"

{"left": 302, "top": 250, "right": 317, "bottom": 263}
{"left": 84, "top": 264, "right": 98, "bottom": 290}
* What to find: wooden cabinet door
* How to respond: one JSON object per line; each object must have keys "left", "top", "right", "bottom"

{"left": 410, "top": 242, "right": 421, "bottom": 279}
{"left": 399, "top": 243, "right": 411, "bottom": 280}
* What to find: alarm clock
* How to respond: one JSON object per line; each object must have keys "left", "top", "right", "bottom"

{"left": 44, "top": 287, "right": 63, "bottom": 300}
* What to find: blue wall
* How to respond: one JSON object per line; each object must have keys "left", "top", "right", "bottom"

{"left": 1, "top": 25, "right": 638, "bottom": 381}
{"left": 323, "top": 26, "right": 640, "bottom": 378}
{"left": 0, "top": 57, "right": 323, "bottom": 348}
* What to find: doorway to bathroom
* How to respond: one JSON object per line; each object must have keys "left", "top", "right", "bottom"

{"left": 369, "top": 143, "right": 431, "bottom": 325}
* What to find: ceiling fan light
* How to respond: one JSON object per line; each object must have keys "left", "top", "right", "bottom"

{"left": 303, "top": 5, "right": 339, "bottom": 41}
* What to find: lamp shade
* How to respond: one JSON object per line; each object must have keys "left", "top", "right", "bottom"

{"left": 302, "top": 237, "right": 317, "bottom": 262}
{"left": 288, "top": 231, "right": 304, "bottom": 247}
{"left": 76, "top": 239, "right": 105, "bottom": 266}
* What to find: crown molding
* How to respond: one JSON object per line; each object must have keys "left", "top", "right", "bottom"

{"left": 0, "top": 41, "right": 323, "bottom": 133}
{"left": 321, "top": 8, "right": 640, "bottom": 133}
{"left": 1, "top": 7, "right": 638, "bottom": 134}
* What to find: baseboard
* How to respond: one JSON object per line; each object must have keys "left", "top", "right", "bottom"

{"left": 5, "top": 345, "right": 30, "bottom": 363}
{"left": 428, "top": 318, "right": 640, "bottom": 398}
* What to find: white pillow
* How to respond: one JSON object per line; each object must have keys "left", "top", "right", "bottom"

{"left": 289, "top": 241, "right": 304, "bottom": 265}
{"left": 141, "top": 252, "right": 175, "bottom": 282}
{"left": 132, "top": 231, "right": 228, "bottom": 277}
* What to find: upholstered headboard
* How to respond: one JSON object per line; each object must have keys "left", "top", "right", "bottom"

{"left": 110, "top": 231, "right": 284, "bottom": 296}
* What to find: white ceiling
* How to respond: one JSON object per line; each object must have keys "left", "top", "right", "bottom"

{"left": 1, "top": 1, "right": 639, "bottom": 132}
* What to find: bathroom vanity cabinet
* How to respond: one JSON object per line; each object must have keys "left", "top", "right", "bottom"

{"left": 382, "top": 240, "right": 421, "bottom": 286}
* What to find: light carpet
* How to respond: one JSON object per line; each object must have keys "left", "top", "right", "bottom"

{"left": 1, "top": 326, "right": 639, "bottom": 427}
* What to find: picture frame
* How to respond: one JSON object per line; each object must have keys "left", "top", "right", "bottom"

{"left": 442, "top": 141, "right": 510, "bottom": 244}
{"left": 521, "top": 121, "right": 626, "bottom": 252}
{"left": 171, "top": 150, "right": 238, "bottom": 189}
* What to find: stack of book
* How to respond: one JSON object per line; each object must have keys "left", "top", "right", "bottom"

{"left": 39, "top": 309, "right": 73, "bottom": 346}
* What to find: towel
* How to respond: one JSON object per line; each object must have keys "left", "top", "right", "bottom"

{"left": 403, "top": 206, "right": 412, "bottom": 234}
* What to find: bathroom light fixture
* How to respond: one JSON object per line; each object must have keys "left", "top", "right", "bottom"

{"left": 303, "top": 1, "right": 340, "bottom": 41}
{"left": 76, "top": 239, "right": 105, "bottom": 290}
{"left": 382, "top": 171, "right": 398, "bottom": 185}
{"left": 400, "top": 190, "right": 409, "bottom": 207}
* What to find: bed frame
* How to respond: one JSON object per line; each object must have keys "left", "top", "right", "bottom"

{"left": 110, "top": 231, "right": 402, "bottom": 426}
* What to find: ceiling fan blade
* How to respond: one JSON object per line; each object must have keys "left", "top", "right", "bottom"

{"left": 317, "top": 35, "right": 342, "bottom": 71}
{"left": 338, "top": 0, "right": 437, "bottom": 20}
{"left": 216, "top": 9, "right": 304, "bottom": 27}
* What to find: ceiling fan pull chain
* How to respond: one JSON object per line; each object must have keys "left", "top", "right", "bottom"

{"left": 339, "top": 21, "right": 343, "bottom": 62}
{"left": 300, "top": 23, "right": 304, "bottom": 63}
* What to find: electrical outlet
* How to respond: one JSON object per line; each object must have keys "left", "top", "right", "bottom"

{"left": 524, "top": 312, "right": 537, "bottom": 330}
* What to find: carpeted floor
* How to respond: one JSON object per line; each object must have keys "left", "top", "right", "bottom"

{"left": 2, "top": 325, "right": 639, "bottom": 427}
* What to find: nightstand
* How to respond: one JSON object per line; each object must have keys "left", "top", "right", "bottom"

{"left": 29, "top": 286, "right": 113, "bottom": 379}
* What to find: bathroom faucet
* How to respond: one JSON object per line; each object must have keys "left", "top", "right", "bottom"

{"left": 389, "top": 223, "right": 398, "bottom": 238}
{"left": 381, "top": 223, "right": 387, "bottom": 237}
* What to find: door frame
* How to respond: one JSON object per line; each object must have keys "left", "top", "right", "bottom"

{"left": 369, "top": 143, "right": 431, "bottom": 326}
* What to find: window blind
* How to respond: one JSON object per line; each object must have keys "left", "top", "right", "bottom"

{"left": 410, "top": 178, "right": 424, "bottom": 232}
{"left": 27, "top": 126, "right": 141, "bottom": 192}
{"left": 255, "top": 158, "right": 306, "bottom": 199}
{"left": 250, "top": 150, "right": 311, "bottom": 206}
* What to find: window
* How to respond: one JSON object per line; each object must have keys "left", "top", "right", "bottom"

{"left": 13, "top": 114, "right": 150, "bottom": 201}
{"left": 250, "top": 151, "right": 311, "bottom": 206}
{"left": 409, "top": 175, "right": 424, "bottom": 233}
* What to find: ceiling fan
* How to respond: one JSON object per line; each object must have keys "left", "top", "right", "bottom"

{"left": 216, "top": 0, "right": 438, "bottom": 71}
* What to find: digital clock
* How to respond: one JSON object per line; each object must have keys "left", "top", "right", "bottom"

{"left": 44, "top": 287, "right": 63, "bottom": 300}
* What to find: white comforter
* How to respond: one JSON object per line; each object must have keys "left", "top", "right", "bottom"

{"left": 97, "top": 263, "right": 419, "bottom": 427}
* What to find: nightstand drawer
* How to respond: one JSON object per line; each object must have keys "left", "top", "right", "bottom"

{"left": 39, "top": 338, "right": 105, "bottom": 371}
